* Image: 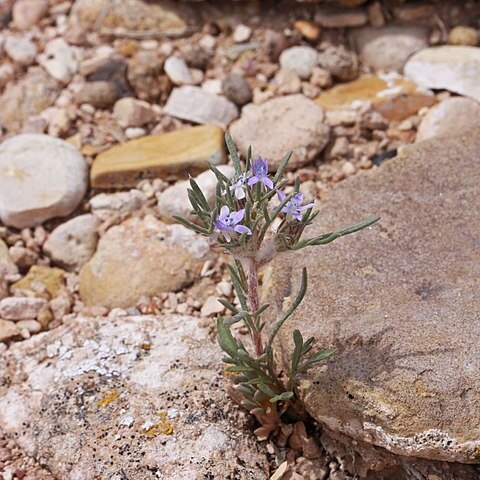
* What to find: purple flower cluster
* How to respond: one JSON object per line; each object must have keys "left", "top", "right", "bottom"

{"left": 213, "top": 206, "right": 252, "bottom": 242}
{"left": 248, "top": 157, "right": 273, "bottom": 190}
{"left": 277, "top": 191, "right": 315, "bottom": 221}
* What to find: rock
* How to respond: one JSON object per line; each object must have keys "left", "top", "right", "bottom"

{"left": 12, "top": 265, "right": 65, "bottom": 299}
{"left": 200, "top": 296, "right": 224, "bottom": 317}
{"left": 8, "top": 246, "right": 38, "bottom": 271}
{"left": 113, "top": 97, "right": 154, "bottom": 128}
{"left": 71, "top": 0, "right": 186, "bottom": 35}
{"left": 264, "top": 129, "right": 480, "bottom": 463}
{"left": 16, "top": 319, "right": 41, "bottom": 334}
{"left": 74, "top": 81, "right": 119, "bottom": 109}
{"left": 79, "top": 216, "right": 211, "bottom": 308}
{"left": 279, "top": 46, "right": 318, "bottom": 80}
{"left": 12, "top": 0, "right": 48, "bottom": 30}
{"left": 352, "top": 26, "right": 428, "bottom": 72}
{"left": 4, "top": 37, "right": 37, "bottom": 66}
{"left": 293, "top": 20, "right": 320, "bottom": 42}
{"left": 86, "top": 57, "right": 133, "bottom": 98}
{"left": 222, "top": 73, "right": 253, "bottom": 106}
{"left": 233, "top": 24, "right": 252, "bottom": 43}
{"left": 448, "top": 27, "right": 478, "bottom": 47}
{"left": 273, "top": 69, "right": 302, "bottom": 95}
{"left": 0, "top": 134, "right": 88, "bottom": 228}
{"left": 164, "top": 86, "right": 238, "bottom": 128}
{"left": 90, "top": 189, "right": 147, "bottom": 217}
{"left": 230, "top": 94, "right": 330, "bottom": 170}
{"left": 316, "top": 75, "right": 436, "bottom": 122}
{"left": 314, "top": 6, "right": 367, "bottom": 28}
{"left": 43, "top": 215, "right": 100, "bottom": 270}
{"left": 0, "top": 319, "right": 20, "bottom": 342}
{"left": 158, "top": 166, "right": 235, "bottom": 224}
{"left": 317, "top": 45, "right": 359, "bottom": 82}
{"left": 0, "top": 314, "right": 268, "bottom": 478}
{"left": 164, "top": 55, "right": 193, "bottom": 85}
{"left": 367, "top": 1, "right": 385, "bottom": 27}
{"left": 0, "top": 240, "right": 17, "bottom": 299}
{"left": 416, "top": 97, "right": 480, "bottom": 142}
{"left": 310, "top": 66, "right": 333, "bottom": 88}
{"left": 404, "top": 46, "right": 480, "bottom": 102}
{"left": 91, "top": 124, "right": 226, "bottom": 188}
{"left": 37, "top": 38, "right": 77, "bottom": 84}
{"left": 0, "top": 297, "right": 47, "bottom": 321}
{"left": 0, "top": 62, "right": 14, "bottom": 89}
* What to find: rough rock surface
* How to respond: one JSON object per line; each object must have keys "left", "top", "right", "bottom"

{"left": 230, "top": 94, "right": 330, "bottom": 170}
{"left": 404, "top": 46, "right": 480, "bottom": 102}
{"left": 264, "top": 129, "right": 480, "bottom": 463}
{"left": 0, "top": 67, "right": 61, "bottom": 132}
{"left": 0, "top": 134, "right": 88, "bottom": 228}
{"left": 90, "top": 124, "right": 226, "bottom": 187}
{"left": 416, "top": 96, "right": 480, "bottom": 142}
{"left": 79, "top": 216, "right": 212, "bottom": 308}
{"left": 0, "top": 314, "right": 269, "bottom": 479}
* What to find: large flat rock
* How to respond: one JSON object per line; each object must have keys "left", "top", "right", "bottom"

{"left": 0, "top": 314, "right": 269, "bottom": 479}
{"left": 264, "top": 129, "right": 480, "bottom": 463}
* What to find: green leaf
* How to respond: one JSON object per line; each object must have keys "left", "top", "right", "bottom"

{"left": 216, "top": 316, "right": 239, "bottom": 358}
{"left": 257, "top": 383, "right": 277, "bottom": 397}
{"left": 240, "top": 399, "right": 259, "bottom": 410}
{"left": 270, "top": 391, "right": 294, "bottom": 403}
{"left": 291, "top": 330, "right": 303, "bottom": 374}
{"left": 217, "top": 298, "right": 238, "bottom": 314}
{"left": 224, "top": 310, "right": 249, "bottom": 326}
{"left": 225, "top": 131, "right": 242, "bottom": 175}
{"left": 172, "top": 215, "right": 210, "bottom": 235}
{"left": 301, "top": 348, "right": 336, "bottom": 371}
{"left": 227, "top": 264, "right": 248, "bottom": 310}
{"left": 273, "top": 151, "right": 293, "bottom": 184}
{"left": 246, "top": 145, "right": 252, "bottom": 171}
{"left": 267, "top": 268, "right": 308, "bottom": 349}
{"left": 189, "top": 177, "right": 210, "bottom": 211}
{"left": 209, "top": 164, "right": 230, "bottom": 183}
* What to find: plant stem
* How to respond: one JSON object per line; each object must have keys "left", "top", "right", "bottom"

{"left": 247, "top": 258, "right": 263, "bottom": 357}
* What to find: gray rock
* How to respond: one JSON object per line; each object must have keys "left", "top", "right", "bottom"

{"left": 230, "top": 94, "right": 330, "bottom": 170}
{"left": 113, "top": 97, "right": 155, "bottom": 128}
{"left": 264, "top": 129, "right": 480, "bottom": 462}
{"left": 74, "top": 81, "right": 119, "bottom": 109}
{"left": 0, "top": 134, "right": 88, "bottom": 228}
{"left": 4, "top": 36, "right": 37, "bottom": 66}
{"left": 404, "top": 46, "right": 480, "bottom": 102}
{"left": 317, "top": 45, "right": 359, "bottom": 82}
{"left": 164, "top": 55, "right": 192, "bottom": 85}
{"left": 79, "top": 215, "right": 212, "bottom": 308}
{"left": 0, "top": 314, "right": 269, "bottom": 478}
{"left": 352, "top": 25, "right": 428, "bottom": 72}
{"left": 279, "top": 46, "right": 318, "bottom": 80}
{"left": 43, "top": 214, "right": 100, "bottom": 271}
{"left": 0, "top": 297, "right": 47, "bottom": 321}
{"left": 158, "top": 166, "right": 235, "bottom": 224}
{"left": 314, "top": 6, "right": 367, "bottom": 28}
{"left": 416, "top": 97, "right": 480, "bottom": 142}
{"left": 164, "top": 86, "right": 238, "bottom": 128}
{"left": 222, "top": 73, "right": 253, "bottom": 107}
{"left": 0, "top": 67, "right": 61, "bottom": 132}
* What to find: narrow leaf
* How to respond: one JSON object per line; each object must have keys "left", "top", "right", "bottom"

{"left": 225, "top": 131, "right": 242, "bottom": 175}
{"left": 291, "top": 330, "right": 303, "bottom": 374}
{"left": 216, "top": 316, "right": 239, "bottom": 358}
{"left": 172, "top": 215, "right": 210, "bottom": 235}
{"left": 270, "top": 391, "right": 294, "bottom": 403}
{"left": 273, "top": 151, "right": 293, "bottom": 184}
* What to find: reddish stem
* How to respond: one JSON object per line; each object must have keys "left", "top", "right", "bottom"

{"left": 247, "top": 259, "right": 263, "bottom": 356}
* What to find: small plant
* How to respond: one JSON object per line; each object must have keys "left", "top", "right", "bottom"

{"left": 176, "top": 132, "right": 379, "bottom": 439}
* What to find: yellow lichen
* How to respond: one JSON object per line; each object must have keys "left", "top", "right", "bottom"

{"left": 144, "top": 412, "right": 174, "bottom": 437}
{"left": 97, "top": 389, "right": 120, "bottom": 407}
{"left": 140, "top": 342, "right": 152, "bottom": 351}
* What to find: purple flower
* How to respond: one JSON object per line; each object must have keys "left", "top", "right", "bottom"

{"left": 229, "top": 173, "right": 250, "bottom": 200}
{"left": 248, "top": 156, "right": 273, "bottom": 190}
{"left": 277, "top": 191, "right": 315, "bottom": 221}
{"left": 213, "top": 206, "right": 252, "bottom": 242}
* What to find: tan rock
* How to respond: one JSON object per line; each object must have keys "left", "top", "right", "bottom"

{"left": 316, "top": 75, "right": 436, "bottom": 121}
{"left": 0, "top": 319, "right": 20, "bottom": 342}
{"left": 12, "top": 0, "right": 48, "bottom": 30}
{"left": 416, "top": 97, "right": 480, "bottom": 142}
{"left": 113, "top": 97, "right": 155, "bottom": 128}
{"left": 314, "top": 6, "right": 367, "bottom": 28}
{"left": 79, "top": 216, "right": 211, "bottom": 308}
{"left": 448, "top": 27, "right": 478, "bottom": 47}
{"left": 264, "top": 129, "right": 480, "bottom": 463}
{"left": 90, "top": 125, "right": 226, "bottom": 188}
{"left": 0, "top": 297, "right": 47, "bottom": 321}
{"left": 12, "top": 265, "right": 65, "bottom": 300}
{"left": 293, "top": 20, "right": 320, "bottom": 41}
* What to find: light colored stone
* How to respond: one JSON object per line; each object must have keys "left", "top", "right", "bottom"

{"left": 79, "top": 216, "right": 212, "bottom": 308}
{"left": 113, "top": 97, "right": 154, "bottom": 128}
{"left": 404, "top": 46, "right": 480, "bottom": 102}
{"left": 158, "top": 165, "right": 235, "bottom": 224}
{"left": 264, "top": 129, "right": 480, "bottom": 463}
{"left": 293, "top": 20, "right": 320, "bottom": 41}
{"left": 230, "top": 94, "right": 330, "bottom": 170}
{"left": 47, "top": 107, "right": 71, "bottom": 137}
{"left": 367, "top": 1, "right": 385, "bottom": 27}
{"left": 91, "top": 124, "right": 226, "bottom": 188}
{"left": 4, "top": 37, "right": 37, "bottom": 66}
{"left": 316, "top": 74, "right": 436, "bottom": 122}
{"left": 12, "top": 0, "right": 48, "bottom": 30}
{"left": 164, "top": 55, "right": 192, "bottom": 85}
{"left": 15, "top": 319, "right": 41, "bottom": 334}
{"left": 12, "top": 265, "right": 65, "bottom": 299}
{"left": 38, "top": 38, "right": 77, "bottom": 84}
{"left": 0, "top": 319, "right": 20, "bottom": 342}
{"left": 0, "top": 239, "right": 17, "bottom": 299}
{"left": 352, "top": 26, "right": 428, "bottom": 72}
{"left": 74, "top": 81, "right": 119, "bottom": 109}
{"left": 416, "top": 97, "right": 480, "bottom": 142}
{"left": 71, "top": 0, "right": 186, "bottom": 35}
{"left": 200, "top": 296, "right": 225, "bottom": 317}
{"left": 314, "top": 6, "right": 367, "bottom": 28}
{"left": 233, "top": 24, "right": 251, "bottom": 43}
{"left": 325, "top": 109, "right": 357, "bottom": 126}
{"left": 273, "top": 69, "right": 302, "bottom": 95}
{"left": 0, "top": 134, "right": 88, "bottom": 228}
{"left": 0, "top": 314, "right": 268, "bottom": 478}
{"left": 164, "top": 86, "right": 238, "bottom": 128}
{"left": 0, "top": 67, "right": 61, "bottom": 133}
{"left": 0, "top": 297, "right": 47, "bottom": 321}
{"left": 43, "top": 214, "right": 100, "bottom": 270}
{"left": 448, "top": 27, "right": 478, "bottom": 47}
{"left": 279, "top": 46, "right": 318, "bottom": 80}
{"left": 90, "top": 189, "right": 147, "bottom": 216}
{"left": 317, "top": 45, "right": 359, "bottom": 82}
{"left": 0, "top": 63, "right": 14, "bottom": 89}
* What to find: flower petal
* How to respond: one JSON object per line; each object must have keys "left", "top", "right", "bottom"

{"left": 235, "top": 187, "right": 246, "bottom": 200}
{"left": 277, "top": 190, "right": 286, "bottom": 202}
{"left": 248, "top": 176, "right": 259, "bottom": 186}
{"left": 262, "top": 177, "right": 274, "bottom": 190}
{"left": 298, "top": 202, "right": 315, "bottom": 211}
{"left": 231, "top": 209, "right": 245, "bottom": 224}
{"left": 235, "top": 225, "right": 252, "bottom": 235}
